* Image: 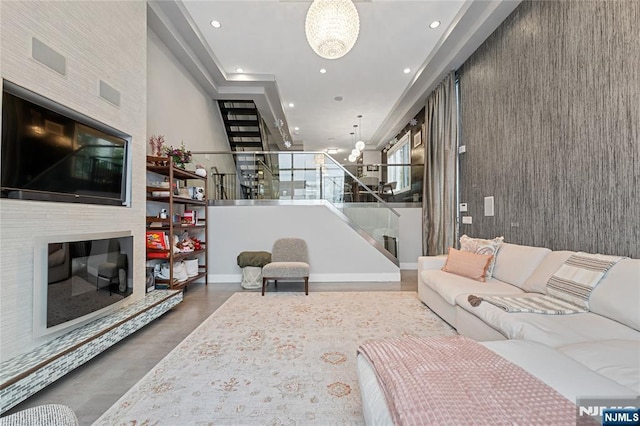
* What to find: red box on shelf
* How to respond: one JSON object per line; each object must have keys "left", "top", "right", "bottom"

{"left": 182, "top": 210, "right": 197, "bottom": 225}
{"left": 147, "top": 251, "right": 170, "bottom": 259}
{"left": 146, "top": 231, "right": 169, "bottom": 250}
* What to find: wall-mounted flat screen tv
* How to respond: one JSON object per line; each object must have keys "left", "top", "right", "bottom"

{"left": 1, "top": 81, "right": 131, "bottom": 206}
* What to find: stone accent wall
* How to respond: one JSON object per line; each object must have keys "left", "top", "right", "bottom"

{"left": 0, "top": 1, "right": 147, "bottom": 359}
{"left": 458, "top": 0, "right": 639, "bottom": 257}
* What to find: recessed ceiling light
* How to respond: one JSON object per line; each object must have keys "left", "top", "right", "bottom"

{"left": 334, "top": 96, "right": 343, "bottom": 102}
{"left": 429, "top": 21, "right": 441, "bottom": 29}
{"left": 210, "top": 20, "right": 221, "bottom": 28}
{"left": 320, "top": 68, "right": 327, "bottom": 74}
{"left": 327, "top": 148, "right": 338, "bottom": 154}
{"left": 288, "top": 103, "right": 295, "bottom": 108}
{"left": 403, "top": 68, "right": 411, "bottom": 74}
{"left": 235, "top": 67, "right": 244, "bottom": 73}
{"left": 328, "top": 138, "right": 335, "bottom": 142}
{"left": 294, "top": 127, "right": 300, "bottom": 131}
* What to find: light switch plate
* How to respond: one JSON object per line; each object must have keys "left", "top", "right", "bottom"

{"left": 458, "top": 145, "right": 466, "bottom": 154}
{"left": 462, "top": 216, "right": 472, "bottom": 224}
{"left": 460, "top": 203, "right": 468, "bottom": 212}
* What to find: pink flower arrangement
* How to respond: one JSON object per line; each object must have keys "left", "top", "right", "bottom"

{"left": 149, "top": 134, "right": 165, "bottom": 156}
{"left": 163, "top": 142, "right": 192, "bottom": 168}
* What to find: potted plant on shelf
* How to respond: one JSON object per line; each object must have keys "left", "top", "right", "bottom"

{"left": 163, "top": 142, "right": 192, "bottom": 169}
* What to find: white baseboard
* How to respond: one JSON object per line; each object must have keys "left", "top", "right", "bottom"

{"left": 309, "top": 272, "right": 401, "bottom": 282}
{"left": 208, "top": 272, "right": 401, "bottom": 283}
{"left": 208, "top": 274, "right": 242, "bottom": 283}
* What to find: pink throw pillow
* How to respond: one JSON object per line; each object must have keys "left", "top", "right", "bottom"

{"left": 442, "top": 247, "right": 493, "bottom": 282}
{"left": 459, "top": 234, "right": 503, "bottom": 278}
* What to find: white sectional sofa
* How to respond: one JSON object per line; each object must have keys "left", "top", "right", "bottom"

{"left": 417, "top": 242, "right": 640, "bottom": 394}
{"left": 357, "top": 242, "right": 639, "bottom": 425}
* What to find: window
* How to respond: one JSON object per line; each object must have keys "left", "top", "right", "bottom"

{"left": 387, "top": 131, "right": 411, "bottom": 192}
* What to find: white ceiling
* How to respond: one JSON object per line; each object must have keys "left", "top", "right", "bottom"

{"left": 149, "top": 0, "right": 521, "bottom": 156}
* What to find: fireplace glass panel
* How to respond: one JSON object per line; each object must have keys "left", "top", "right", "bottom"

{"left": 46, "top": 235, "right": 132, "bottom": 328}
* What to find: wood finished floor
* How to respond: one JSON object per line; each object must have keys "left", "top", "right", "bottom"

{"left": 5, "top": 271, "right": 418, "bottom": 425}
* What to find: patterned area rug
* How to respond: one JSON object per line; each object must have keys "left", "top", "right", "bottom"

{"left": 94, "top": 292, "right": 456, "bottom": 425}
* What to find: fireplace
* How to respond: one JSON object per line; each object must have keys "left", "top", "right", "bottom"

{"left": 33, "top": 231, "right": 133, "bottom": 337}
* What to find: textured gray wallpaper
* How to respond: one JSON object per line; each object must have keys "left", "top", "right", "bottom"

{"left": 458, "top": 0, "right": 639, "bottom": 257}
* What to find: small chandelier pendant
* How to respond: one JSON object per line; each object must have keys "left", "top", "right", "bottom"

{"left": 305, "top": 0, "right": 360, "bottom": 60}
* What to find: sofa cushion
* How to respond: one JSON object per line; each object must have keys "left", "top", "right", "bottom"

{"left": 589, "top": 258, "right": 640, "bottom": 331}
{"left": 459, "top": 235, "right": 503, "bottom": 278}
{"left": 421, "top": 269, "right": 524, "bottom": 305}
{"left": 521, "top": 251, "right": 574, "bottom": 294}
{"left": 482, "top": 340, "right": 639, "bottom": 402}
{"left": 492, "top": 243, "right": 551, "bottom": 288}
{"left": 456, "top": 293, "right": 640, "bottom": 347}
{"left": 557, "top": 340, "right": 640, "bottom": 393}
{"left": 441, "top": 248, "right": 493, "bottom": 282}
{"left": 418, "top": 255, "right": 448, "bottom": 271}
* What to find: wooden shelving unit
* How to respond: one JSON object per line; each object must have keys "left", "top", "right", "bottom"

{"left": 145, "top": 155, "right": 208, "bottom": 290}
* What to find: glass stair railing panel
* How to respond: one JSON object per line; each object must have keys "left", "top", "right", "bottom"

{"left": 190, "top": 152, "right": 238, "bottom": 200}
{"left": 320, "top": 154, "right": 400, "bottom": 259}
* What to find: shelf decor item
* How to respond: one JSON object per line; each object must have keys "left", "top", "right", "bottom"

{"left": 195, "top": 164, "right": 207, "bottom": 177}
{"left": 163, "top": 142, "right": 192, "bottom": 169}
{"left": 149, "top": 134, "right": 165, "bottom": 157}
{"left": 146, "top": 231, "right": 169, "bottom": 250}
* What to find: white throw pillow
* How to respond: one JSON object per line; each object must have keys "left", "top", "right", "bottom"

{"left": 459, "top": 235, "right": 504, "bottom": 278}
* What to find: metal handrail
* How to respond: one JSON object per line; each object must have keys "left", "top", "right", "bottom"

{"left": 195, "top": 150, "right": 401, "bottom": 263}
{"left": 192, "top": 151, "right": 400, "bottom": 217}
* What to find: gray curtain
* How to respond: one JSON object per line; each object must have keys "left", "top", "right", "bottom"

{"left": 422, "top": 72, "right": 458, "bottom": 255}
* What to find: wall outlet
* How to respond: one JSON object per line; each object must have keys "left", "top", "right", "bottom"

{"left": 462, "top": 216, "right": 472, "bottom": 224}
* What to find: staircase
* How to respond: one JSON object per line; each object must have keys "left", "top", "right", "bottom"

{"left": 217, "top": 100, "right": 274, "bottom": 199}
{"left": 218, "top": 100, "right": 263, "bottom": 150}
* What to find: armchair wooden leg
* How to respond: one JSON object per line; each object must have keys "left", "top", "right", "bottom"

{"left": 262, "top": 277, "right": 267, "bottom": 296}
{"left": 304, "top": 277, "right": 309, "bottom": 295}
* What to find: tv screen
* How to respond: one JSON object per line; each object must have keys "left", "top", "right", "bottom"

{"left": 1, "top": 81, "right": 130, "bottom": 206}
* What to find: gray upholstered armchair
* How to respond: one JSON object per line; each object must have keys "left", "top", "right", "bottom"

{"left": 261, "top": 238, "right": 309, "bottom": 296}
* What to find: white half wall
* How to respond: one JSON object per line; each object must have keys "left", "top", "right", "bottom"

{"left": 208, "top": 204, "right": 400, "bottom": 283}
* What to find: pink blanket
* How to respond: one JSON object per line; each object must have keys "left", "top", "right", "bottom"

{"left": 358, "top": 335, "right": 586, "bottom": 425}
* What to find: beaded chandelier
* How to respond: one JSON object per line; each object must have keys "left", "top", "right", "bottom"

{"left": 305, "top": 0, "right": 360, "bottom": 60}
